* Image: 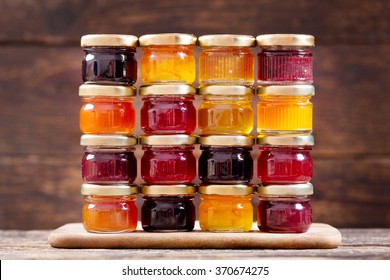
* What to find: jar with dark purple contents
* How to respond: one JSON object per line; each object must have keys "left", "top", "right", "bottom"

{"left": 81, "top": 34, "right": 138, "bottom": 85}
{"left": 257, "top": 183, "right": 313, "bottom": 233}
{"left": 81, "top": 134, "right": 137, "bottom": 184}
{"left": 141, "top": 184, "right": 196, "bottom": 232}
{"left": 198, "top": 135, "right": 254, "bottom": 184}
{"left": 256, "top": 34, "right": 314, "bottom": 85}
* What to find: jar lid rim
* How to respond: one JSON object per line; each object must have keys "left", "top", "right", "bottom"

{"left": 81, "top": 183, "right": 138, "bottom": 195}
{"left": 257, "top": 135, "right": 314, "bottom": 146}
{"left": 198, "top": 34, "right": 255, "bottom": 47}
{"left": 257, "top": 183, "right": 313, "bottom": 196}
{"left": 256, "top": 34, "right": 315, "bottom": 46}
{"left": 81, "top": 34, "right": 138, "bottom": 47}
{"left": 257, "top": 85, "right": 315, "bottom": 96}
{"left": 141, "top": 185, "right": 196, "bottom": 195}
{"left": 198, "top": 85, "right": 254, "bottom": 96}
{"left": 140, "top": 134, "right": 197, "bottom": 145}
{"left": 79, "top": 84, "right": 136, "bottom": 97}
{"left": 199, "top": 135, "right": 254, "bottom": 146}
{"left": 139, "top": 33, "right": 197, "bottom": 46}
{"left": 80, "top": 134, "right": 137, "bottom": 146}
{"left": 198, "top": 184, "right": 254, "bottom": 195}
{"left": 139, "top": 85, "right": 196, "bottom": 96}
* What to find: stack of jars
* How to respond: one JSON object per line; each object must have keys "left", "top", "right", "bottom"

{"left": 255, "top": 34, "right": 315, "bottom": 233}
{"left": 196, "top": 34, "right": 256, "bottom": 232}
{"left": 79, "top": 34, "right": 139, "bottom": 233}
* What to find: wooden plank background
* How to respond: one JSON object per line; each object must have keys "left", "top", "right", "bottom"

{"left": 0, "top": 0, "right": 389, "bottom": 229}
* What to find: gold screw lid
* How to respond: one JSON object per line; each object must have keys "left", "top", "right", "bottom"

{"left": 80, "top": 34, "right": 138, "bottom": 47}
{"left": 80, "top": 134, "right": 137, "bottom": 147}
{"left": 257, "top": 183, "right": 313, "bottom": 196}
{"left": 256, "top": 34, "right": 315, "bottom": 47}
{"left": 140, "top": 134, "right": 197, "bottom": 145}
{"left": 257, "top": 135, "right": 314, "bottom": 146}
{"left": 79, "top": 84, "right": 136, "bottom": 97}
{"left": 141, "top": 185, "right": 196, "bottom": 195}
{"left": 198, "top": 184, "right": 254, "bottom": 196}
{"left": 81, "top": 183, "right": 138, "bottom": 196}
{"left": 199, "top": 135, "right": 254, "bottom": 146}
{"left": 139, "top": 85, "right": 196, "bottom": 96}
{"left": 257, "top": 85, "right": 315, "bottom": 96}
{"left": 198, "top": 85, "right": 254, "bottom": 96}
{"left": 198, "top": 34, "right": 255, "bottom": 47}
{"left": 139, "top": 33, "right": 197, "bottom": 46}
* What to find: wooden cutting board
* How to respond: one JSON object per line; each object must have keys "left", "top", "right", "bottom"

{"left": 48, "top": 222, "right": 342, "bottom": 249}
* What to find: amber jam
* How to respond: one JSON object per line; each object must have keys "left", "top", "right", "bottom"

{"left": 140, "top": 85, "right": 196, "bottom": 134}
{"left": 81, "top": 34, "right": 138, "bottom": 85}
{"left": 81, "top": 184, "right": 138, "bottom": 233}
{"left": 198, "top": 135, "right": 254, "bottom": 184}
{"left": 141, "top": 185, "right": 196, "bottom": 232}
{"left": 257, "top": 183, "right": 313, "bottom": 233}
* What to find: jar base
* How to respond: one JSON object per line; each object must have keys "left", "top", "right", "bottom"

{"left": 257, "top": 130, "right": 312, "bottom": 136}
{"left": 84, "top": 228, "right": 136, "bottom": 234}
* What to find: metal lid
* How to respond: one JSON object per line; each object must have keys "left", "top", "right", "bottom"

{"left": 199, "top": 135, "right": 254, "bottom": 146}
{"left": 198, "top": 85, "right": 254, "bottom": 96}
{"left": 139, "top": 33, "right": 197, "bottom": 46}
{"left": 198, "top": 34, "right": 255, "bottom": 47}
{"left": 257, "top": 85, "right": 315, "bottom": 96}
{"left": 198, "top": 184, "right": 254, "bottom": 196}
{"left": 256, "top": 34, "right": 315, "bottom": 47}
{"left": 139, "top": 85, "right": 196, "bottom": 96}
{"left": 257, "top": 135, "right": 314, "bottom": 146}
{"left": 79, "top": 84, "right": 136, "bottom": 97}
{"left": 81, "top": 183, "right": 138, "bottom": 196}
{"left": 257, "top": 183, "right": 313, "bottom": 196}
{"left": 80, "top": 134, "right": 137, "bottom": 147}
{"left": 80, "top": 34, "right": 138, "bottom": 47}
{"left": 140, "top": 134, "right": 197, "bottom": 145}
{"left": 141, "top": 185, "right": 196, "bottom": 195}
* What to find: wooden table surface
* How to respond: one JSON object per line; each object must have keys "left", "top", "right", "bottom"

{"left": 1, "top": 228, "right": 389, "bottom": 259}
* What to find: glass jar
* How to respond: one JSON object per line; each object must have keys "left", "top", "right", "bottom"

{"left": 257, "top": 183, "right": 313, "bottom": 233}
{"left": 140, "top": 134, "right": 197, "bottom": 184}
{"left": 140, "top": 85, "right": 197, "bottom": 134}
{"left": 256, "top": 34, "right": 314, "bottom": 85}
{"left": 198, "top": 184, "right": 254, "bottom": 232}
{"left": 257, "top": 85, "right": 314, "bottom": 135}
{"left": 81, "top": 34, "right": 138, "bottom": 85}
{"left": 80, "top": 134, "right": 137, "bottom": 184}
{"left": 257, "top": 135, "right": 314, "bottom": 184}
{"left": 141, "top": 185, "right": 196, "bottom": 232}
{"left": 198, "top": 135, "right": 254, "bottom": 184}
{"left": 198, "top": 85, "right": 254, "bottom": 135}
{"left": 139, "top": 33, "right": 196, "bottom": 84}
{"left": 198, "top": 34, "right": 255, "bottom": 86}
{"left": 79, "top": 84, "right": 136, "bottom": 134}
{"left": 81, "top": 183, "right": 138, "bottom": 233}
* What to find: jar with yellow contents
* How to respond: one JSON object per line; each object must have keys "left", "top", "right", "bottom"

{"left": 257, "top": 85, "right": 314, "bottom": 135}
{"left": 139, "top": 33, "right": 197, "bottom": 84}
{"left": 198, "top": 184, "right": 254, "bottom": 232}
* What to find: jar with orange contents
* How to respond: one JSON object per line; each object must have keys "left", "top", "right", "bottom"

{"left": 79, "top": 84, "right": 136, "bottom": 134}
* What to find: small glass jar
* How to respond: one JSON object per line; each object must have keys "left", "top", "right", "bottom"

{"left": 256, "top": 34, "right": 314, "bottom": 85}
{"left": 81, "top": 34, "right": 138, "bottom": 85}
{"left": 141, "top": 185, "right": 196, "bottom": 232}
{"left": 81, "top": 183, "right": 138, "bottom": 233}
{"left": 199, "top": 184, "right": 254, "bottom": 232}
{"left": 257, "top": 135, "right": 314, "bottom": 184}
{"left": 80, "top": 134, "right": 137, "bottom": 184}
{"left": 198, "top": 135, "right": 254, "bottom": 184}
{"left": 257, "top": 183, "right": 313, "bottom": 233}
{"left": 257, "top": 85, "right": 314, "bottom": 135}
{"left": 79, "top": 84, "right": 136, "bottom": 134}
{"left": 140, "top": 85, "right": 197, "bottom": 134}
{"left": 140, "top": 134, "right": 197, "bottom": 184}
{"left": 198, "top": 85, "right": 254, "bottom": 135}
{"left": 139, "top": 33, "right": 197, "bottom": 84}
{"left": 198, "top": 34, "right": 255, "bottom": 86}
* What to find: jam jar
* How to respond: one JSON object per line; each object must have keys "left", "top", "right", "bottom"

{"left": 256, "top": 34, "right": 314, "bottom": 85}
{"left": 199, "top": 184, "right": 254, "bottom": 232}
{"left": 141, "top": 185, "right": 196, "bottom": 232}
{"left": 80, "top": 134, "right": 137, "bottom": 184}
{"left": 140, "top": 85, "right": 197, "bottom": 134}
{"left": 257, "top": 135, "right": 314, "bottom": 184}
{"left": 198, "top": 34, "right": 255, "bottom": 86}
{"left": 257, "top": 85, "right": 314, "bottom": 135}
{"left": 198, "top": 85, "right": 254, "bottom": 135}
{"left": 198, "top": 135, "right": 254, "bottom": 184}
{"left": 81, "top": 183, "right": 138, "bottom": 233}
{"left": 79, "top": 84, "right": 136, "bottom": 134}
{"left": 81, "top": 34, "right": 138, "bottom": 85}
{"left": 257, "top": 183, "right": 313, "bottom": 233}
{"left": 139, "top": 33, "right": 197, "bottom": 84}
{"left": 140, "top": 134, "right": 197, "bottom": 184}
